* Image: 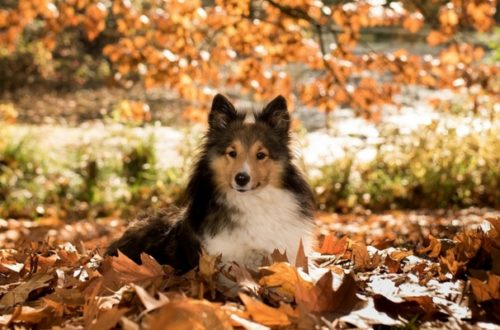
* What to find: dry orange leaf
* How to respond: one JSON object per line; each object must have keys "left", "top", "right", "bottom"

{"left": 239, "top": 293, "right": 290, "bottom": 327}
{"left": 259, "top": 262, "right": 298, "bottom": 300}
{"left": 148, "top": 298, "right": 232, "bottom": 330}
{"left": 320, "top": 235, "right": 347, "bottom": 255}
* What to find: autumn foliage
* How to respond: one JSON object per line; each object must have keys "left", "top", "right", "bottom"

{"left": 0, "top": 211, "right": 498, "bottom": 328}
{"left": 0, "top": 0, "right": 498, "bottom": 117}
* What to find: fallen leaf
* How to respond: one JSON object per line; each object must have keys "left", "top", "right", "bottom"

{"left": 97, "top": 252, "right": 164, "bottom": 294}
{"left": 390, "top": 250, "right": 414, "bottom": 262}
{"left": 120, "top": 316, "right": 140, "bottom": 330}
{"left": 44, "top": 288, "right": 85, "bottom": 306}
{"left": 199, "top": 252, "right": 219, "bottom": 280}
{"left": 259, "top": 262, "right": 297, "bottom": 300}
{"left": 147, "top": 297, "right": 232, "bottom": 330}
{"left": 352, "top": 241, "right": 370, "bottom": 270}
{"left": 270, "top": 249, "right": 288, "bottom": 263}
{"left": 440, "top": 249, "right": 466, "bottom": 277}
{"left": 0, "top": 272, "right": 55, "bottom": 308}
{"left": 295, "top": 270, "right": 361, "bottom": 313}
{"left": 0, "top": 303, "right": 61, "bottom": 327}
{"left": 320, "top": 235, "right": 347, "bottom": 255}
{"left": 295, "top": 239, "right": 308, "bottom": 273}
{"left": 373, "top": 294, "right": 441, "bottom": 320}
{"left": 339, "top": 296, "right": 401, "bottom": 328}
{"left": 384, "top": 256, "right": 401, "bottom": 273}
{"left": 132, "top": 283, "right": 169, "bottom": 312}
{"left": 239, "top": 293, "right": 290, "bottom": 326}
{"left": 418, "top": 235, "right": 441, "bottom": 258}
{"left": 88, "top": 307, "right": 127, "bottom": 330}
{"left": 470, "top": 274, "right": 500, "bottom": 302}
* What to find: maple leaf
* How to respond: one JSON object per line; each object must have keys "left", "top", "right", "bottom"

{"left": 0, "top": 272, "right": 55, "bottom": 308}
{"left": 270, "top": 249, "right": 288, "bottom": 263}
{"left": 295, "top": 271, "right": 361, "bottom": 313}
{"left": 96, "top": 252, "right": 164, "bottom": 294}
{"left": 239, "top": 293, "right": 290, "bottom": 327}
{"left": 319, "top": 234, "right": 347, "bottom": 255}
{"left": 259, "top": 262, "right": 298, "bottom": 301}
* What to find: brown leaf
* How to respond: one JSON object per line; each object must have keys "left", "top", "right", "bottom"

{"left": 259, "top": 262, "right": 298, "bottom": 300}
{"left": 97, "top": 252, "right": 164, "bottom": 294}
{"left": 488, "top": 274, "right": 500, "bottom": 299}
{"left": 390, "top": 250, "right": 414, "bottom": 262}
{"left": 0, "top": 303, "right": 61, "bottom": 327}
{"left": 373, "top": 294, "right": 440, "bottom": 320}
{"left": 44, "top": 288, "right": 85, "bottom": 306}
{"left": 417, "top": 235, "right": 441, "bottom": 258}
{"left": 0, "top": 272, "right": 55, "bottom": 308}
{"left": 470, "top": 277, "right": 492, "bottom": 302}
{"left": 120, "top": 316, "right": 140, "bottom": 330}
{"left": 485, "top": 217, "right": 500, "bottom": 249}
{"left": 239, "top": 293, "right": 290, "bottom": 326}
{"left": 199, "top": 252, "right": 219, "bottom": 280}
{"left": 454, "top": 230, "right": 482, "bottom": 260}
{"left": 470, "top": 274, "right": 500, "bottom": 303}
{"left": 88, "top": 308, "right": 127, "bottom": 330}
{"left": 148, "top": 297, "right": 232, "bottom": 330}
{"left": 295, "top": 239, "right": 308, "bottom": 273}
{"left": 384, "top": 256, "right": 401, "bottom": 273}
{"left": 320, "top": 235, "right": 347, "bottom": 255}
{"left": 404, "top": 296, "right": 439, "bottom": 316}
{"left": 110, "top": 252, "right": 163, "bottom": 280}
{"left": 271, "top": 249, "right": 288, "bottom": 263}
{"left": 352, "top": 241, "right": 370, "bottom": 270}
{"left": 295, "top": 271, "right": 361, "bottom": 313}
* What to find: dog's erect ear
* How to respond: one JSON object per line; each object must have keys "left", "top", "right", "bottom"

{"left": 258, "top": 95, "right": 290, "bottom": 134}
{"left": 209, "top": 94, "right": 238, "bottom": 130}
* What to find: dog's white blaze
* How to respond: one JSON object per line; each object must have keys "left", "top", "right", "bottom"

{"left": 241, "top": 162, "right": 250, "bottom": 175}
{"left": 203, "top": 186, "right": 315, "bottom": 268}
{"left": 242, "top": 111, "right": 255, "bottom": 124}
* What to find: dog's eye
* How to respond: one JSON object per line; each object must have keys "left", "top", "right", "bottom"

{"left": 256, "top": 152, "right": 267, "bottom": 160}
{"left": 228, "top": 150, "right": 237, "bottom": 158}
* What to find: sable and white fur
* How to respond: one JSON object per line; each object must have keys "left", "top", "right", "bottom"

{"left": 106, "top": 94, "right": 315, "bottom": 271}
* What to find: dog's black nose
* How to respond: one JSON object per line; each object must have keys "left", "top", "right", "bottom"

{"left": 235, "top": 172, "right": 250, "bottom": 186}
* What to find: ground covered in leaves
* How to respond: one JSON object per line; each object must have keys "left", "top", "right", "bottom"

{"left": 0, "top": 208, "right": 499, "bottom": 329}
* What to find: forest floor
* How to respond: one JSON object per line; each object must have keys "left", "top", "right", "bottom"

{"left": 0, "top": 208, "right": 499, "bottom": 329}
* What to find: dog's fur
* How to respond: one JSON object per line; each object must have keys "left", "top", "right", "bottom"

{"left": 105, "top": 94, "right": 315, "bottom": 271}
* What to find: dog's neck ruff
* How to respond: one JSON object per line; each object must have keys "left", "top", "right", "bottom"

{"left": 203, "top": 185, "right": 314, "bottom": 268}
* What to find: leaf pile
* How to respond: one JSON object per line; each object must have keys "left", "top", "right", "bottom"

{"left": 0, "top": 209, "right": 499, "bottom": 328}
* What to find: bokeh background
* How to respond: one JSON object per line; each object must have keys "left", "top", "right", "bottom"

{"left": 0, "top": 0, "right": 499, "bottom": 220}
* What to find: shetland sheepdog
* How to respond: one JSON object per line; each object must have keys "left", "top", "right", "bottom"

{"left": 106, "top": 94, "right": 315, "bottom": 271}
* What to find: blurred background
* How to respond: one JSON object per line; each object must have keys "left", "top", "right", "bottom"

{"left": 0, "top": 0, "right": 499, "bottom": 221}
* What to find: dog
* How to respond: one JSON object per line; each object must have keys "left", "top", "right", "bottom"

{"left": 105, "top": 94, "right": 316, "bottom": 271}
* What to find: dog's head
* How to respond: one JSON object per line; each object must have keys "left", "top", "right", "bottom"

{"left": 206, "top": 94, "right": 292, "bottom": 193}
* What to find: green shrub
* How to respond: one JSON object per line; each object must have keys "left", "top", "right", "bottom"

{"left": 313, "top": 120, "right": 500, "bottom": 212}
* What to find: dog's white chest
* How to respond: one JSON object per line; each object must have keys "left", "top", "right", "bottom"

{"left": 203, "top": 186, "right": 314, "bottom": 268}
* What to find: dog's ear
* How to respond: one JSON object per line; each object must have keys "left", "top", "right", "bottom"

{"left": 209, "top": 94, "right": 238, "bottom": 130}
{"left": 258, "top": 95, "right": 290, "bottom": 135}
